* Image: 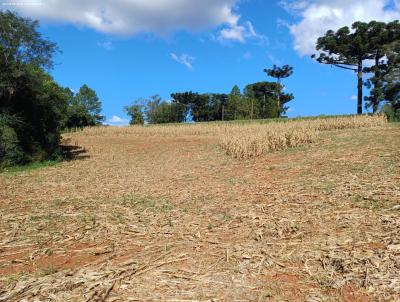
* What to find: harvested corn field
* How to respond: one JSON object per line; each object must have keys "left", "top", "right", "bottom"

{"left": 0, "top": 117, "right": 399, "bottom": 301}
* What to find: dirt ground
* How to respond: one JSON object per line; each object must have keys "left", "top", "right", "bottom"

{"left": 0, "top": 124, "right": 399, "bottom": 301}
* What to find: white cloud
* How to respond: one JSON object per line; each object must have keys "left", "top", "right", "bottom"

{"left": 350, "top": 95, "right": 357, "bottom": 100}
{"left": 284, "top": 0, "right": 400, "bottom": 56}
{"left": 218, "top": 20, "right": 268, "bottom": 44}
{"left": 106, "top": 115, "right": 129, "bottom": 126}
{"left": 171, "top": 53, "right": 195, "bottom": 70}
{"left": 5, "top": 0, "right": 240, "bottom": 36}
{"left": 220, "top": 24, "right": 246, "bottom": 42}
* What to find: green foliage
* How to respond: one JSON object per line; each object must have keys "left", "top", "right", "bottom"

{"left": 244, "top": 81, "right": 293, "bottom": 119}
{"left": 124, "top": 104, "right": 145, "bottom": 125}
{"left": 363, "top": 21, "right": 400, "bottom": 113}
{"left": 313, "top": 20, "right": 400, "bottom": 115}
{"left": 0, "top": 10, "right": 58, "bottom": 70}
{"left": 171, "top": 92, "right": 214, "bottom": 122}
{"left": 313, "top": 23, "right": 372, "bottom": 67}
{"left": 312, "top": 22, "right": 373, "bottom": 114}
{"left": 170, "top": 85, "right": 292, "bottom": 122}
{"left": 264, "top": 65, "right": 293, "bottom": 82}
{"left": 1, "top": 63, "right": 68, "bottom": 167}
{"left": 263, "top": 65, "right": 294, "bottom": 117}
{"left": 64, "top": 85, "right": 104, "bottom": 128}
{"left": 209, "top": 94, "right": 225, "bottom": 120}
{"left": 0, "top": 114, "right": 24, "bottom": 167}
{"left": 0, "top": 11, "right": 67, "bottom": 167}
{"left": 381, "top": 52, "right": 400, "bottom": 121}
{"left": 132, "top": 80, "right": 294, "bottom": 125}
{"left": 134, "top": 95, "right": 187, "bottom": 124}
{"left": 382, "top": 104, "right": 400, "bottom": 122}
{"left": 225, "top": 85, "right": 242, "bottom": 120}
{"left": 0, "top": 159, "right": 59, "bottom": 174}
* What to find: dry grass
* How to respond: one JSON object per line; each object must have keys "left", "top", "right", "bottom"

{"left": 221, "top": 115, "right": 387, "bottom": 159}
{"left": 0, "top": 116, "right": 398, "bottom": 302}
{"left": 76, "top": 115, "right": 387, "bottom": 159}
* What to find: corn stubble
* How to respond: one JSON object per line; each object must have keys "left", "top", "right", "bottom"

{"left": 79, "top": 115, "right": 387, "bottom": 159}
{"left": 220, "top": 115, "right": 387, "bottom": 159}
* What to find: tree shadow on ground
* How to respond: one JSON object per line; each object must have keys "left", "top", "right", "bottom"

{"left": 60, "top": 144, "right": 90, "bottom": 161}
{"left": 0, "top": 142, "right": 90, "bottom": 174}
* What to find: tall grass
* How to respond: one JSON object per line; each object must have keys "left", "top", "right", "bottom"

{"left": 70, "top": 115, "right": 387, "bottom": 159}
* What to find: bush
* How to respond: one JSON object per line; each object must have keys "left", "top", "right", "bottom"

{"left": 382, "top": 103, "right": 400, "bottom": 122}
{"left": 0, "top": 114, "right": 25, "bottom": 167}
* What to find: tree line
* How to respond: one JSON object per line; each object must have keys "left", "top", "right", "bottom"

{"left": 0, "top": 11, "right": 103, "bottom": 167}
{"left": 125, "top": 65, "right": 294, "bottom": 125}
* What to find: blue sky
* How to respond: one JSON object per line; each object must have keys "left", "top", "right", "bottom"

{"left": 5, "top": 0, "right": 400, "bottom": 125}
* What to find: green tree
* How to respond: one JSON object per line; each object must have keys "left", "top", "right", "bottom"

{"left": 0, "top": 113, "right": 24, "bottom": 166}
{"left": 226, "top": 85, "right": 242, "bottom": 120}
{"left": 364, "top": 21, "right": 400, "bottom": 113}
{"left": 312, "top": 22, "right": 373, "bottom": 114}
{"left": 244, "top": 82, "right": 293, "bottom": 119}
{"left": 141, "top": 95, "right": 186, "bottom": 124}
{"left": 0, "top": 11, "right": 67, "bottom": 167}
{"left": 0, "top": 10, "right": 57, "bottom": 70}
{"left": 168, "top": 102, "right": 187, "bottom": 123}
{"left": 64, "top": 85, "right": 104, "bottom": 128}
{"left": 153, "top": 102, "right": 174, "bottom": 124}
{"left": 171, "top": 92, "right": 210, "bottom": 122}
{"left": 189, "top": 94, "right": 209, "bottom": 122}
{"left": 124, "top": 104, "right": 144, "bottom": 125}
{"left": 145, "top": 95, "right": 163, "bottom": 124}
{"left": 264, "top": 65, "right": 293, "bottom": 117}
{"left": 381, "top": 41, "right": 400, "bottom": 120}
{"left": 204, "top": 93, "right": 228, "bottom": 121}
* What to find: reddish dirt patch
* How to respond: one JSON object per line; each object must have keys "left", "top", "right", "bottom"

{"left": 363, "top": 242, "right": 386, "bottom": 250}
{"left": 0, "top": 242, "right": 110, "bottom": 276}
{"left": 341, "top": 285, "right": 372, "bottom": 302}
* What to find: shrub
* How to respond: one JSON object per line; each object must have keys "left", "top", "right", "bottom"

{"left": 0, "top": 114, "right": 25, "bottom": 167}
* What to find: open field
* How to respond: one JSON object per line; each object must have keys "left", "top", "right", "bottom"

{"left": 0, "top": 117, "right": 399, "bottom": 301}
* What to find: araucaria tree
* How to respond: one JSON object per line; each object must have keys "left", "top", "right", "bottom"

{"left": 312, "top": 22, "right": 372, "bottom": 114}
{"left": 381, "top": 40, "right": 400, "bottom": 120}
{"left": 264, "top": 65, "right": 294, "bottom": 117}
{"left": 313, "top": 21, "right": 400, "bottom": 115}
{"left": 363, "top": 21, "right": 400, "bottom": 113}
{"left": 244, "top": 82, "right": 293, "bottom": 119}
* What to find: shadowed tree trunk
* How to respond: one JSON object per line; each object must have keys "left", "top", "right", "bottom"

{"left": 357, "top": 59, "right": 363, "bottom": 115}
{"left": 373, "top": 52, "right": 381, "bottom": 113}
{"left": 276, "top": 80, "right": 281, "bottom": 117}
